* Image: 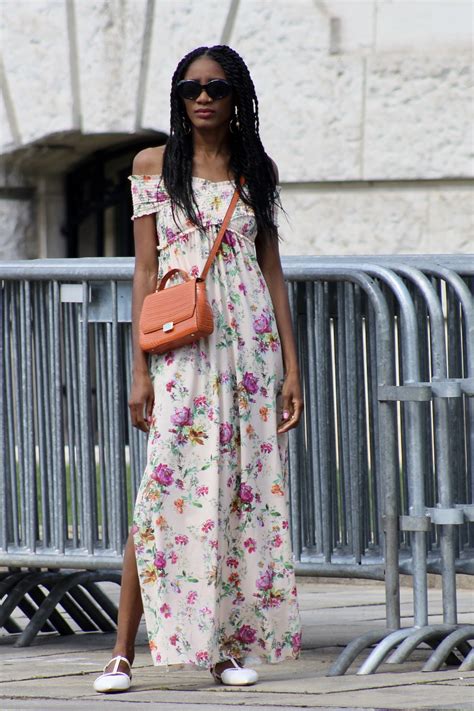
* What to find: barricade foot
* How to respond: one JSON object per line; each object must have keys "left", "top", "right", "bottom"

{"left": 0, "top": 568, "right": 122, "bottom": 647}
{"left": 327, "top": 629, "right": 395, "bottom": 676}
{"left": 386, "top": 624, "right": 458, "bottom": 664}
{"left": 422, "top": 626, "right": 474, "bottom": 672}
{"left": 356, "top": 628, "right": 416, "bottom": 674}
{"left": 459, "top": 647, "right": 474, "bottom": 672}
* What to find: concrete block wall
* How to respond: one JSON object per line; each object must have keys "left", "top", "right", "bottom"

{"left": 0, "top": 0, "right": 472, "bottom": 258}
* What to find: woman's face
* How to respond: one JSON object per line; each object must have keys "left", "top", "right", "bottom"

{"left": 180, "top": 56, "right": 233, "bottom": 132}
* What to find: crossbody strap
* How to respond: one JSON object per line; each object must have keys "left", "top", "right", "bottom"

{"left": 200, "top": 176, "right": 245, "bottom": 281}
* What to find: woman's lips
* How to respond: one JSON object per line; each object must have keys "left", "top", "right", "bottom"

{"left": 195, "top": 110, "right": 215, "bottom": 118}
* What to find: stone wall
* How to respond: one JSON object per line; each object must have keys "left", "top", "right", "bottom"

{"left": 0, "top": 0, "right": 472, "bottom": 258}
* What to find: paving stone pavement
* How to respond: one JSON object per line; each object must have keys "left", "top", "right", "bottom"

{"left": 1, "top": 578, "right": 473, "bottom": 710}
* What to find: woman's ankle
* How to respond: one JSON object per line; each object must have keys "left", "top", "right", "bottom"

{"left": 111, "top": 646, "right": 135, "bottom": 666}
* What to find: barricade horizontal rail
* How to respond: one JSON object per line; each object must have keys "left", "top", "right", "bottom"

{"left": 1, "top": 255, "right": 473, "bottom": 669}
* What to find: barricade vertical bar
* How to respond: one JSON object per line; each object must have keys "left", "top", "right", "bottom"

{"left": 346, "top": 283, "right": 363, "bottom": 563}
{"left": 33, "top": 282, "right": 49, "bottom": 547}
{"left": 4, "top": 283, "right": 19, "bottom": 546}
{"left": 22, "top": 281, "right": 36, "bottom": 551}
{"left": 95, "top": 322, "right": 107, "bottom": 549}
{"left": 12, "top": 282, "right": 26, "bottom": 544}
{"left": 305, "top": 282, "right": 323, "bottom": 551}
{"left": 336, "top": 283, "right": 350, "bottom": 551}
{"left": 305, "top": 282, "right": 322, "bottom": 551}
{"left": 64, "top": 303, "right": 79, "bottom": 549}
{"left": 288, "top": 281, "right": 301, "bottom": 560}
{"left": 80, "top": 281, "right": 94, "bottom": 553}
{"left": 0, "top": 278, "right": 7, "bottom": 550}
{"left": 111, "top": 280, "right": 126, "bottom": 552}
{"left": 48, "top": 281, "right": 58, "bottom": 550}
{"left": 314, "top": 281, "right": 333, "bottom": 561}
{"left": 53, "top": 280, "right": 66, "bottom": 553}
{"left": 366, "top": 299, "right": 382, "bottom": 549}
{"left": 300, "top": 283, "right": 312, "bottom": 548}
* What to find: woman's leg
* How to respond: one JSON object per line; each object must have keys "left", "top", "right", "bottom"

{"left": 103, "top": 530, "right": 143, "bottom": 674}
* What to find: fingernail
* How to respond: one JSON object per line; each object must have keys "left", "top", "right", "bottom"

{"left": 283, "top": 410, "right": 289, "bottom": 420}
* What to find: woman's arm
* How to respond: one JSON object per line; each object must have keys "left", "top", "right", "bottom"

{"left": 128, "top": 149, "right": 162, "bottom": 432}
{"left": 256, "top": 235, "right": 304, "bottom": 434}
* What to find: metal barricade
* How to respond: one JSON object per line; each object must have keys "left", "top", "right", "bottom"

{"left": 0, "top": 255, "right": 472, "bottom": 671}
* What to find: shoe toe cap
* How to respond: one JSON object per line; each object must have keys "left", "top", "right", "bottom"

{"left": 93, "top": 673, "right": 131, "bottom": 693}
{"left": 220, "top": 667, "right": 258, "bottom": 685}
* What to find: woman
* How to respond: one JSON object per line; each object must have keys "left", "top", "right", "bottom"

{"left": 94, "top": 44, "right": 303, "bottom": 693}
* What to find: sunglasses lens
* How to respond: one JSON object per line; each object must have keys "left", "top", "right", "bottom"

{"left": 177, "top": 81, "right": 200, "bottom": 100}
{"left": 206, "top": 80, "right": 231, "bottom": 100}
{"left": 177, "top": 80, "right": 231, "bottom": 101}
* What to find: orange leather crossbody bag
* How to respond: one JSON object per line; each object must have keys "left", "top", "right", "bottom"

{"left": 139, "top": 179, "right": 243, "bottom": 355}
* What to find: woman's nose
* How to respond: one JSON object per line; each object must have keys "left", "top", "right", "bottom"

{"left": 196, "top": 88, "right": 212, "bottom": 103}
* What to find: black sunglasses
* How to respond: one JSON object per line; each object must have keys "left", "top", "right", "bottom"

{"left": 176, "top": 79, "right": 232, "bottom": 101}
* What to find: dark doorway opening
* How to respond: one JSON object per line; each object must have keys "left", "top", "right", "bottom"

{"left": 64, "top": 135, "right": 167, "bottom": 258}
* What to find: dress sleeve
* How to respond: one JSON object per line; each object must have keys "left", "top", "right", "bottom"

{"left": 128, "top": 175, "right": 167, "bottom": 220}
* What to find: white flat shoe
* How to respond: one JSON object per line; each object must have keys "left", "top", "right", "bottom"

{"left": 93, "top": 655, "right": 132, "bottom": 693}
{"left": 211, "top": 656, "right": 258, "bottom": 686}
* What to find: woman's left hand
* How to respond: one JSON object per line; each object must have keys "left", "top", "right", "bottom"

{"left": 277, "top": 370, "right": 304, "bottom": 434}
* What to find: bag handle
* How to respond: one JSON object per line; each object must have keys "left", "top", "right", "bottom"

{"left": 157, "top": 268, "right": 192, "bottom": 291}
{"left": 200, "top": 176, "right": 245, "bottom": 281}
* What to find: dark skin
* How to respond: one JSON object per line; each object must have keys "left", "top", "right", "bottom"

{"left": 107, "top": 56, "right": 303, "bottom": 680}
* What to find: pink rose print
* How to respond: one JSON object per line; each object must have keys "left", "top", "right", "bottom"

{"left": 171, "top": 407, "right": 193, "bottom": 426}
{"left": 253, "top": 313, "right": 272, "bottom": 334}
{"left": 154, "top": 551, "right": 167, "bottom": 570}
{"left": 187, "top": 591, "right": 198, "bottom": 605}
{"left": 239, "top": 483, "right": 254, "bottom": 503}
{"left": 242, "top": 372, "right": 258, "bottom": 394}
{"left": 160, "top": 603, "right": 171, "bottom": 618}
{"left": 201, "top": 519, "right": 215, "bottom": 533}
{"left": 175, "top": 535, "right": 189, "bottom": 545}
{"left": 196, "top": 650, "right": 210, "bottom": 663}
{"left": 236, "top": 624, "right": 257, "bottom": 644}
{"left": 261, "top": 442, "right": 273, "bottom": 454}
{"left": 170, "top": 551, "right": 178, "bottom": 564}
{"left": 219, "top": 422, "right": 234, "bottom": 445}
{"left": 196, "top": 485, "right": 209, "bottom": 497}
{"left": 256, "top": 568, "right": 274, "bottom": 591}
{"left": 194, "top": 395, "right": 207, "bottom": 407}
{"left": 166, "top": 379, "right": 176, "bottom": 392}
{"left": 151, "top": 463, "right": 174, "bottom": 486}
{"left": 273, "top": 534, "right": 283, "bottom": 547}
{"left": 155, "top": 187, "right": 168, "bottom": 203}
{"left": 169, "top": 634, "right": 178, "bottom": 646}
{"left": 226, "top": 557, "right": 239, "bottom": 569}
{"left": 291, "top": 632, "right": 302, "bottom": 653}
{"left": 165, "top": 226, "right": 177, "bottom": 244}
{"left": 222, "top": 230, "right": 236, "bottom": 246}
{"left": 244, "top": 537, "right": 256, "bottom": 553}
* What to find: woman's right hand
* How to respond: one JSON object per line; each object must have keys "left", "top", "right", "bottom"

{"left": 128, "top": 371, "right": 155, "bottom": 433}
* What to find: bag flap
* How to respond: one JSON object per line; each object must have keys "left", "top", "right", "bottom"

{"left": 140, "top": 279, "right": 197, "bottom": 333}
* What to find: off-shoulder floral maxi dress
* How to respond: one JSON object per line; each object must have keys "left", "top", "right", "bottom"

{"left": 129, "top": 174, "right": 301, "bottom": 669}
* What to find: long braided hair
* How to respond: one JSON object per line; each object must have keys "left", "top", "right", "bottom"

{"left": 162, "top": 45, "right": 280, "bottom": 245}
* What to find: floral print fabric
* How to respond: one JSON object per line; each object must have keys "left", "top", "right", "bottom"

{"left": 129, "top": 174, "right": 301, "bottom": 668}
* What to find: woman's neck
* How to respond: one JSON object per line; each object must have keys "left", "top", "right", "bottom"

{"left": 192, "top": 128, "right": 232, "bottom": 179}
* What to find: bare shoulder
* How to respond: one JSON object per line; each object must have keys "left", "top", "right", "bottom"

{"left": 132, "top": 145, "right": 166, "bottom": 175}
{"left": 268, "top": 156, "right": 279, "bottom": 183}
